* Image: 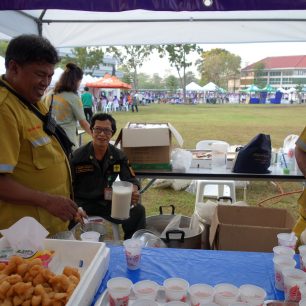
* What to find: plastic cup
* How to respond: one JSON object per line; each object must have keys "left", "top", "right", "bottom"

{"left": 282, "top": 267, "right": 306, "bottom": 302}
{"left": 277, "top": 233, "right": 297, "bottom": 249}
{"left": 214, "top": 283, "right": 239, "bottom": 306}
{"left": 211, "top": 143, "right": 228, "bottom": 171}
{"left": 301, "top": 256, "right": 306, "bottom": 272}
{"left": 133, "top": 299, "right": 159, "bottom": 306}
{"left": 273, "top": 245, "right": 295, "bottom": 258}
{"left": 133, "top": 280, "right": 159, "bottom": 300}
{"left": 300, "top": 299, "right": 306, "bottom": 306}
{"left": 239, "top": 284, "right": 267, "bottom": 306}
{"left": 273, "top": 255, "right": 296, "bottom": 291}
{"left": 300, "top": 284, "right": 306, "bottom": 300}
{"left": 111, "top": 181, "right": 133, "bottom": 220}
{"left": 189, "top": 283, "right": 214, "bottom": 306}
{"left": 80, "top": 231, "right": 100, "bottom": 242}
{"left": 123, "top": 238, "right": 143, "bottom": 270}
{"left": 299, "top": 246, "right": 306, "bottom": 270}
{"left": 107, "top": 277, "right": 132, "bottom": 306}
{"left": 164, "top": 302, "right": 189, "bottom": 306}
{"left": 49, "top": 230, "right": 75, "bottom": 240}
{"left": 163, "top": 278, "right": 190, "bottom": 302}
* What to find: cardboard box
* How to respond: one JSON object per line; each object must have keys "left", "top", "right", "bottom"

{"left": 209, "top": 205, "right": 294, "bottom": 252}
{"left": 117, "top": 122, "right": 183, "bottom": 169}
{"left": 0, "top": 238, "right": 110, "bottom": 306}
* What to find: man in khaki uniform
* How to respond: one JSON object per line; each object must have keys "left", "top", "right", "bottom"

{"left": 0, "top": 34, "right": 80, "bottom": 235}
{"left": 293, "top": 126, "right": 306, "bottom": 241}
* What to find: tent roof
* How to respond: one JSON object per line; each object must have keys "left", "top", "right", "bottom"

{"left": 186, "top": 82, "right": 203, "bottom": 91}
{"left": 1, "top": 1, "right": 306, "bottom": 47}
{"left": 202, "top": 82, "right": 219, "bottom": 91}
{"left": 86, "top": 73, "right": 131, "bottom": 89}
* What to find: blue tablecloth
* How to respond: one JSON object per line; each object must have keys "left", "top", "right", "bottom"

{"left": 92, "top": 246, "right": 287, "bottom": 305}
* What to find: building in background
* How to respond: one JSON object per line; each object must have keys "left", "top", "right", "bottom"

{"left": 240, "top": 55, "right": 306, "bottom": 91}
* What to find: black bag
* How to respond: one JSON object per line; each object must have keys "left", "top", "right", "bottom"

{"left": 0, "top": 80, "right": 74, "bottom": 158}
{"left": 232, "top": 133, "right": 272, "bottom": 173}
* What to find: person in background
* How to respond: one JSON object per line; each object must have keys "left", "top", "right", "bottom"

{"left": 293, "top": 126, "right": 306, "bottom": 242}
{"left": 132, "top": 92, "right": 139, "bottom": 112}
{"left": 70, "top": 113, "right": 146, "bottom": 239}
{"left": 0, "top": 34, "right": 83, "bottom": 235}
{"left": 81, "top": 86, "right": 93, "bottom": 122}
{"left": 44, "top": 63, "right": 92, "bottom": 149}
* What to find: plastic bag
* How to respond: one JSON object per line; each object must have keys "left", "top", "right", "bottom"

{"left": 171, "top": 148, "right": 192, "bottom": 172}
{"left": 195, "top": 200, "right": 217, "bottom": 225}
{"left": 283, "top": 134, "right": 299, "bottom": 154}
{"left": 160, "top": 214, "right": 182, "bottom": 238}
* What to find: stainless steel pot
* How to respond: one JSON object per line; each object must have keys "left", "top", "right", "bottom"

{"left": 145, "top": 205, "right": 205, "bottom": 249}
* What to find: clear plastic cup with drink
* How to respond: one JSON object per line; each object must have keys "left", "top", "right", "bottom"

{"left": 214, "top": 283, "right": 239, "bottom": 306}
{"left": 282, "top": 267, "right": 306, "bottom": 302}
{"left": 163, "top": 278, "right": 190, "bottom": 302}
{"left": 123, "top": 238, "right": 143, "bottom": 270}
{"left": 133, "top": 280, "right": 160, "bottom": 300}
{"left": 299, "top": 245, "right": 306, "bottom": 270}
{"left": 188, "top": 283, "right": 214, "bottom": 306}
{"left": 111, "top": 181, "right": 133, "bottom": 220}
{"left": 273, "top": 255, "right": 296, "bottom": 291}
{"left": 239, "top": 284, "right": 267, "bottom": 306}
{"left": 107, "top": 277, "right": 132, "bottom": 306}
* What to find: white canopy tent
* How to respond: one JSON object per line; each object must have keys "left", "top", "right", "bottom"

{"left": 202, "top": 82, "right": 219, "bottom": 92}
{"left": 1, "top": 9, "right": 306, "bottom": 47}
{"left": 185, "top": 82, "right": 203, "bottom": 92}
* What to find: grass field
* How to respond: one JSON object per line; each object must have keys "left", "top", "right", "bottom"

{"left": 85, "top": 103, "right": 306, "bottom": 238}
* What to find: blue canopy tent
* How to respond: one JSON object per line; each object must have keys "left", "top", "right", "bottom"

{"left": 1, "top": 1, "right": 306, "bottom": 47}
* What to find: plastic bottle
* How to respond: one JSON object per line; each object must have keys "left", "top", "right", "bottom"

{"left": 287, "top": 148, "right": 296, "bottom": 172}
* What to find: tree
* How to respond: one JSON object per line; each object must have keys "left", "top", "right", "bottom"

{"left": 198, "top": 48, "right": 241, "bottom": 89}
{"left": 157, "top": 44, "right": 202, "bottom": 103}
{"left": 164, "top": 75, "right": 179, "bottom": 92}
{"left": 253, "top": 62, "right": 266, "bottom": 89}
{"left": 107, "top": 46, "right": 153, "bottom": 90}
{"left": 0, "top": 40, "right": 8, "bottom": 57}
{"left": 60, "top": 47, "right": 104, "bottom": 73}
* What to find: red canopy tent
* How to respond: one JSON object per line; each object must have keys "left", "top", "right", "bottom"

{"left": 86, "top": 73, "right": 131, "bottom": 90}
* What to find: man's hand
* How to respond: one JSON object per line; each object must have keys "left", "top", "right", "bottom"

{"left": 44, "top": 195, "right": 79, "bottom": 221}
{"left": 131, "top": 185, "right": 140, "bottom": 205}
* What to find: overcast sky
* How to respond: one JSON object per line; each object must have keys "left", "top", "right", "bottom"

{"left": 140, "top": 42, "right": 306, "bottom": 78}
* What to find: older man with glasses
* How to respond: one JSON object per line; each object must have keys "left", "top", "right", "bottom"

{"left": 70, "top": 113, "right": 145, "bottom": 239}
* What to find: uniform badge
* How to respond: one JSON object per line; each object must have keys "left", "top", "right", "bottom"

{"left": 113, "top": 164, "right": 120, "bottom": 172}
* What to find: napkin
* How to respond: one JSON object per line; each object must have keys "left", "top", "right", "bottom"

{"left": 0, "top": 217, "right": 49, "bottom": 252}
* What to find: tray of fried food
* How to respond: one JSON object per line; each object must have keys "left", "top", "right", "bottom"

{"left": 0, "top": 255, "right": 80, "bottom": 306}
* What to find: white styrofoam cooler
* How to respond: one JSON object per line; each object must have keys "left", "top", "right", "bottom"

{"left": 0, "top": 238, "right": 110, "bottom": 306}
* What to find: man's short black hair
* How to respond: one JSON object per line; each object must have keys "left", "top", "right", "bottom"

{"left": 90, "top": 113, "right": 117, "bottom": 135}
{"left": 5, "top": 34, "right": 59, "bottom": 68}
{"left": 84, "top": 86, "right": 89, "bottom": 91}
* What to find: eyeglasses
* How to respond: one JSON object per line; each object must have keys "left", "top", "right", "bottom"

{"left": 92, "top": 127, "right": 113, "bottom": 136}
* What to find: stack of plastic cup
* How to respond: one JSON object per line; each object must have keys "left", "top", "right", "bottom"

{"left": 273, "top": 255, "right": 296, "bottom": 291}
{"left": 277, "top": 233, "right": 298, "bottom": 250}
{"left": 299, "top": 245, "right": 306, "bottom": 271}
{"left": 273, "top": 245, "right": 295, "bottom": 258}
